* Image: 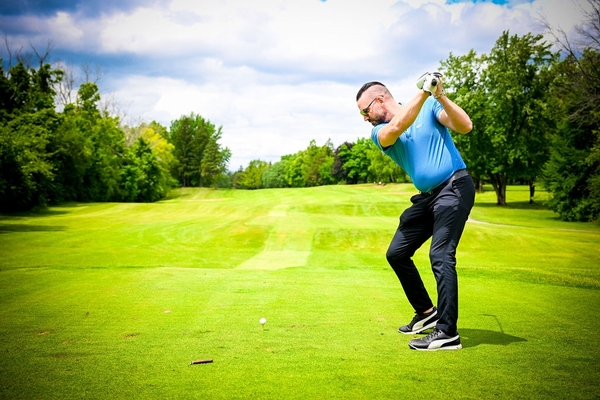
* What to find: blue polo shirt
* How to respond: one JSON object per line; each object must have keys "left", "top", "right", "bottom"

{"left": 371, "top": 97, "right": 466, "bottom": 193}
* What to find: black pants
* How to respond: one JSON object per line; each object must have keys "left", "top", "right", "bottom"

{"left": 386, "top": 171, "right": 475, "bottom": 335}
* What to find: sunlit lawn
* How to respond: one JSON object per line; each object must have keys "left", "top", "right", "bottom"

{"left": 0, "top": 184, "right": 599, "bottom": 399}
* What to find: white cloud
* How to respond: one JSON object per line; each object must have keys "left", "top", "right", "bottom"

{"left": 94, "top": 0, "right": 385, "bottom": 79}
{"left": 520, "top": 0, "right": 591, "bottom": 32}
{"left": 47, "top": 12, "right": 86, "bottom": 45}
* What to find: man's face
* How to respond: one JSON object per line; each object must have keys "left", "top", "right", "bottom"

{"left": 358, "top": 94, "right": 386, "bottom": 126}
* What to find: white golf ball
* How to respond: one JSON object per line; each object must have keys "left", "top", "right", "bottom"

{"left": 259, "top": 318, "right": 267, "bottom": 325}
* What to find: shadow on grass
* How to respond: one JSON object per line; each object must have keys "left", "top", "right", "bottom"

{"left": 0, "top": 224, "right": 66, "bottom": 233}
{"left": 460, "top": 328, "right": 527, "bottom": 348}
{"left": 457, "top": 313, "right": 527, "bottom": 348}
{"left": 0, "top": 208, "right": 74, "bottom": 219}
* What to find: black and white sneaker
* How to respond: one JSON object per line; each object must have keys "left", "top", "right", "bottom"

{"left": 409, "top": 328, "right": 462, "bottom": 351}
{"left": 398, "top": 307, "right": 438, "bottom": 334}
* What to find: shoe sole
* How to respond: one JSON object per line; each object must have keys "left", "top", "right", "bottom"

{"left": 398, "top": 318, "right": 438, "bottom": 335}
{"left": 409, "top": 335, "right": 462, "bottom": 351}
{"left": 409, "top": 343, "right": 462, "bottom": 351}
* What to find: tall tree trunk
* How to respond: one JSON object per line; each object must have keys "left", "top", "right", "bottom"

{"left": 529, "top": 179, "right": 535, "bottom": 204}
{"left": 473, "top": 177, "right": 484, "bottom": 192}
{"left": 490, "top": 172, "right": 507, "bottom": 205}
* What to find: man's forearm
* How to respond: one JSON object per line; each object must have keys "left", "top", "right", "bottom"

{"left": 437, "top": 96, "right": 473, "bottom": 134}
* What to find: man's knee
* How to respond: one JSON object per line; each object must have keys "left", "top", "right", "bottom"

{"left": 386, "top": 245, "right": 411, "bottom": 265}
{"left": 386, "top": 248, "right": 398, "bottom": 264}
{"left": 429, "top": 248, "right": 456, "bottom": 269}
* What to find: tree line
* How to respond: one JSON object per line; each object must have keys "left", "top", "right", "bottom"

{"left": 230, "top": 138, "right": 409, "bottom": 190}
{"left": 0, "top": 58, "right": 231, "bottom": 212}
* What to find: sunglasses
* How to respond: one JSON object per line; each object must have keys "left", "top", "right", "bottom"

{"left": 360, "top": 95, "right": 382, "bottom": 116}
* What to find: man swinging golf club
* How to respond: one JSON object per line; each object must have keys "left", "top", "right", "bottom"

{"left": 356, "top": 73, "right": 475, "bottom": 351}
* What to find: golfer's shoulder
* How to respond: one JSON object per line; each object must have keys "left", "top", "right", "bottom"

{"left": 371, "top": 123, "right": 388, "bottom": 145}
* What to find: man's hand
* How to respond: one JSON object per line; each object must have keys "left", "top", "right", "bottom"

{"left": 416, "top": 72, "right": 440, "bottom": 95}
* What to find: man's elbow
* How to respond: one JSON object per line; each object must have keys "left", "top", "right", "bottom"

{"left": 464, "top": 122, "right": 473, "bottom": 134}
{"left": 457, "top": 121, "right": 473, "bottom": 134}
{"left": 378, "top": 126, "right": 403, "bottom": 147}
{"left": 379, "top": 133, "right": 397, "bottom": 147}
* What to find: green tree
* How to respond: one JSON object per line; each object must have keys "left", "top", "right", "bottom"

{"left": 137, "top": 121, "right": 177, "bottom": 190}
{"left": 201, "top": 128, "right": 231, "bottom": 188}
{"left": 541, "top": 49, "right": 600, "bottom": 221}
{"left": 343, "top": 137, "right": 373, "bottom": 184}
{"left": 539, "top": 0, "right": 600, "bottom": 221}
{"left": 284, "top": 153, "right": 306, "bottom": 188}
{"left": 71, "top": 83, "right": 125, "bottom": 201}
{"left": 262, "top": 160, "right": 289, "bottom": 188}
{"left": 169, "top": 113, "right": 229, "bottom": 187}
{"left": 169, "top": 114, "right": 203, "bottom": 187}
{"left": 0, "top": 109, "right": 57, "bottom": 211}
{"left": 542, "top": 119, "right": 597, "bottom": 221}
{"left": 279, "top": 140, "right": 335, "bottom": 187}
{"left": 236, "top": 159, "right": 269, "bottom": 189}
{"left": 232, "top": 165, "right": 246, "bottom": 189}
{"left": 300, "top": 139, "right": 335, "bottom": 186}
{"left": 120, "top": 137, "right": 166, "bottom": 202}
{"left": 214, "top": 171, "right": 234, "bottom": 188}
{"left": 588, "top": 126, "right": 600, "bottom": 218}
{"left": 318, "top": 155, "right": 335, "bottom": 186}
{"left": 48, "top": 105, "right": 93, "bottom": 202}
{"left": 4, "top": 62, "right": 31, "bottom": 114}
{"left": 0, "top": 61, "right": 62, "bottom": 211}
{"left": 0, "top": 63, "right": 11, "bottom": 120}
{"left": 30, "top": 63, "right": 62, "bottom": 112}
{"left": 0, "top": 56, "right": 175, "bottom": 209}
{"left": 332, "top": 142, "right": 353, "bottom": 184}
{"left": 48, "top": 83, "right": 128, "bottom": 203}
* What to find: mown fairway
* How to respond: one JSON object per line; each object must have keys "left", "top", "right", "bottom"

{"left": 1, "top": 184, "right": 599, "bottom": 399}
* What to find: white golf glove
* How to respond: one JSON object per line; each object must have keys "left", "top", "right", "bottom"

{"left": 416, "top": 72, "right": 443, "bottom": 95}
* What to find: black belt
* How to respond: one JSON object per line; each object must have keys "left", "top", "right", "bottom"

{"left": 421, "top": 169, "right": 469, "bottom": 195}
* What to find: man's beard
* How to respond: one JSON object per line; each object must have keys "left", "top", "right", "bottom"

{"left": 369, "top": 115, "right": 387, "bottom": 126}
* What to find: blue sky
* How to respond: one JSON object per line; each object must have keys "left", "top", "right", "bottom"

{"left": 0, "top": 0, "right": 589, "bottom": 169}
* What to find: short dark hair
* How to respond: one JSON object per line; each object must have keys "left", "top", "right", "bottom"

{"left": 356, "top": 81, "right": 386, "bottom": 101}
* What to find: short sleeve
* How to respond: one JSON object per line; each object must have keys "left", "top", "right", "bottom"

{"left": 371, "top": 123, "right": 386, "bottom": 151}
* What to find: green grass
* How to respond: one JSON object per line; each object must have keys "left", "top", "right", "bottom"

{"left": 0, "top": 184, "right": 599, "bottom": 399}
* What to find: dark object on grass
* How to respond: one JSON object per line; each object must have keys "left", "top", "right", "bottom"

{"left": 190, "top": 359, "right": 213, "bottom": 365}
